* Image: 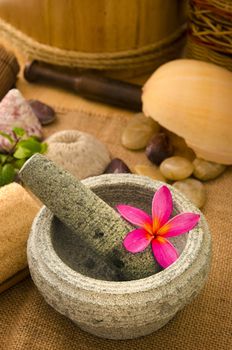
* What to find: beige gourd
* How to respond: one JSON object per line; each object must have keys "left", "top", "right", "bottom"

{"left": 142, "top": 59, "right": 232, "bottom": 165}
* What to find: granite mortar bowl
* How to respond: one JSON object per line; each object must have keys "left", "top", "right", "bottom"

{"left": 27, "top": 174, "right": 211, "bottom": 340}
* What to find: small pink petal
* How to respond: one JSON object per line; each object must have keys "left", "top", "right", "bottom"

{"left": 158, "top": 213, "right": 200, "bottom": 237}
{"left": 123, "top": 228, "right": 152, "bottom": 253}
{"left": 152, "top": 237, "right": 178, "bottom": 268}
{"left": 116, "top": 204, "right": 152, "bottom": 227}
{"left": 152, "top": 185, "right": 173, "bottom": 231}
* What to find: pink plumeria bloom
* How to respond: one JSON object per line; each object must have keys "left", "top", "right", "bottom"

{"left": 116, "top": 185, "right": 200, "bottom": 269}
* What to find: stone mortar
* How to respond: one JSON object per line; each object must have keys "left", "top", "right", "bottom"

{"left": 20, "top": 154, "right": 164, "bottom": 280}
{"left": 27, "top": 174, "right": 211, "bottom": 340}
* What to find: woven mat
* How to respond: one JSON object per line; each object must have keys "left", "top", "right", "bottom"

{"left": 0, "top": 39, "right": 232, "bottom": 350}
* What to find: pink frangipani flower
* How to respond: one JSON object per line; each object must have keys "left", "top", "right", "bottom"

{"left": 116, "top": 185, "right": 200, "bottom": 269}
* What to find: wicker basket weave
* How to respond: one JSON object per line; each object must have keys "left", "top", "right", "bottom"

{"left": 0, "top": 46, "right": 19, "bottom": 100}
{"left": 186, "top": 0, "right": 232, "bottom": 71}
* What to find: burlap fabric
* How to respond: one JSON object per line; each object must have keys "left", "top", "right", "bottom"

{"left": 0, "top": 40, "right": 231, "bottom": 350}
{"left": 0, "top": 108, "right": 231, "bottom": 350}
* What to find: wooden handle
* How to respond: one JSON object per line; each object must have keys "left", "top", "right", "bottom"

{"left": 24, "top": 61, "right": 142, "bottom": 111}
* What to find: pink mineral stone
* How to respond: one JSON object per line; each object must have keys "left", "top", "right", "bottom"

{"left": 0, "top": 89, "right": 43, "bottom": 151}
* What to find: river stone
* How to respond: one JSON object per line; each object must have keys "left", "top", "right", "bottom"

{"left": 193, "top": 158, "right": 226, "bottom": 181}
{"left": 45, "top": 130, "right": 111, "bottom": 179}
{"left": 121, "top": 113, "right": 160, "bottom": 150}
{"left": 134, "top": 164, "right": 166, "bottom": 182}
{"left": 166, "top": 131, "right": 196, "bottom": 161}
{"left": 28, "top": 99, "right": 56, "bottom": 125}
{"left": 104, "top": 158, "right": 131, "bottom": 174}
{"left": 173, "top": 178, "right": 206, "bottom": 208}
{"left": 146, "top": 132, "right": 174, "bottom": 165}
{"left": 160, "top": 156, "right": 194, "bottom": 181}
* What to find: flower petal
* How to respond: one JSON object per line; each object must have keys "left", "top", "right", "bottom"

{"left": 116, "top": 204, "right": 152, "bottom": 227}
{"left": 152, "top": 237, "right": 178, "bottom": 268}
{"left": 152, "top": 185, "right": 173, "bottom": 231}
{"left": 123, "top": 228, "right": 152, "bottom": 253}
{"left": 158, "top": 213, "right": 200, "bottom": 237}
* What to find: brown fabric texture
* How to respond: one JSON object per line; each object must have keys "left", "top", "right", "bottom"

{"left": 0, "top": 268, "right": 29, "bottom": 294}
{"left": 0, "top": 108, "right": 231, "bottom": 350}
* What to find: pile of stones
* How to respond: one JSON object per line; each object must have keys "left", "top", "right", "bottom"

{"left": 108, "top": 113, "right": 226, "bottom": 208}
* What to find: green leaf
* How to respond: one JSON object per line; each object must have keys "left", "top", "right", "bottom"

{"left": 0, "top": 166, "right": 3, "bottom": 186}
{"left": 6, "top": 155, "right": 14, "bottom": 162}
{"left": 13, "top": 145, "right": 33, "bottom": 159}
{"left": 20, "top": 138, "right": 42, "bottom": 152}
{"left": 14, "top": 158, "right": 26, "bottom": 169}
{"left": 12, "top": 127, "right": 25, "bottom": 137}
{"left": 0, "top": 154, "right": 8, "bottom": 164}
{"left": 0, "top": 131, "right": 14, "bottom": 143}
{"left": 0, "top": 163, "right": 16, "bottom": 186}
{"left": 27, "top": 135, "right": 40, "bottom": 142}
{"left": 14, "top": 138, "right": 43, "bottom": 159}
{"left": 0, "top": 127, "right": 46, "bottom": 182}
{"left": 40, "top": 142, "right": 48, "bottom": 154}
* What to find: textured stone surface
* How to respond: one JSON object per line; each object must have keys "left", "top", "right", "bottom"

{"left": 51, "top": 217, "right": 121, "bottom": 281}
{"left": 28, "top": 99, "right": 56, "bottom": 125}
{"left": 121, "top": 113, "right": 160, "bottom": 150}
{"left": 0, "top": 89, "right": 42, "bottom": 151}
{"left": 134, "top": 164, "right": 166, "bottom": 182}
{"left": 45, "top": 130, "right": 111, "bottom": 179}
{"left": 19, "top": 154, "right": 163, "bottom": 280}
{"left": 173, "top": 178, "right": 206, "bottom": 209}
{"left": 193, "top": 158, "right": 226, "bottom": 181}
{"left": 27, "top": 174, "right": 211, "bottom": 340}
{"left": 146, "top": 132, "right": 174, "bottom": 165}
{"left": 104, "top": 158, "right": 131, "bottom": 174}
{"left": 160, "top": 156, "right": 194, "bottom": 180}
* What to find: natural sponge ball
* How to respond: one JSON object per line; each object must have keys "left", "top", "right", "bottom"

{"left": 45, "top": 130, "right": 111, "bottom": 179}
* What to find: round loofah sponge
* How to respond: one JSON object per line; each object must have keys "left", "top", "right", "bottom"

{"left": 45, "top": 130, "right": 111, "bottom": 179}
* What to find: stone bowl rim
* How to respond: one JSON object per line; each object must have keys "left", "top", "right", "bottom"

{"left": 29, "top": 174, "right": 208, "bottom": 294}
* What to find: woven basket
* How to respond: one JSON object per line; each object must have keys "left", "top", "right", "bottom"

{"left": 186, "top": 0, "right": 232, "bottom": 71}
{"left": 0, "top": 0, "right": 186, "bottom": 78}
{"left": 0, "top": 46, "right": 19, "bottom": 100}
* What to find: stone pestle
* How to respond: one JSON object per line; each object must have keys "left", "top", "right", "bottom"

{"left": 19, "top": 154, "right": 159, "bottom": 280}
